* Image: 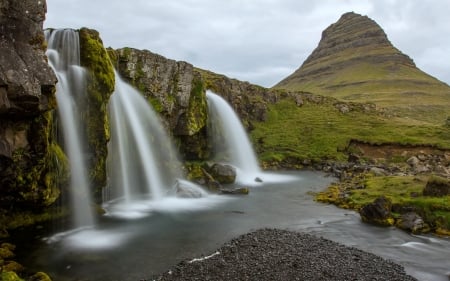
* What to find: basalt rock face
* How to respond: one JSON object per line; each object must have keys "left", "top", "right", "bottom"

{"left": 113, "top": 47, "right": 209, "bottom": 160}
{"left": 274, "top": 12, "right": 450, "bottom": 122}
{"left": 198, "top": 69, "right": 277, "bottom": 127}
{"left": 79, "top": 28, "right": 115, "bottom": 195}
{"left": 0, "top": 0, "right": 56, "bottom": 115}
{"left": 0, "top": 0, "right": 61, "bottom": 227}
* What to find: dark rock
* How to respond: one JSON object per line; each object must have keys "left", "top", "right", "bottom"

{"left": 220, "top": 187, "right": 249, "bottom": 195}
{"left": 348, "top": 153, "right": 360, "bottom": 163}
{"left": 0, "top": 0, "right": 57, "bottom": 115}
{"left": 0, "top": 0, "right": 62, "bottom": 214}
{"left": 423, "top": 176, "right": 450, "bottom": 197}
{"left": 209, "top": 163, "right": 236, "bottom": 184}
{"left": 114, "top": 48, "right": 209, "bottom": 160}
{"left": 254, "top": 177, "right": 263, "bottom": 183}
{"left": 359, "top": 196, "right": 394, "bottom": 226}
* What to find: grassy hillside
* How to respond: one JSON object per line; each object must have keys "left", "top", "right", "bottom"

{"left": 251, "top": 93, "right": 450, "bottom": 166}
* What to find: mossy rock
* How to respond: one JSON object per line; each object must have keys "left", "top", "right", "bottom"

{"left": 359, "top": 196, "right": 395, "bottom": 226}
{"left": 0, "top": 271, "right": 23, "bottom": 281}
{"left": 79, "top": 28, "right": 115, "bottom": 194}
{"left": 28, "top": 272, "right": 52, "bottom": 281}
{"left": 423, "top": 175, "right": 450, "bottom": 197}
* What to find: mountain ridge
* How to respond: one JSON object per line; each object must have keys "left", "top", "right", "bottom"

{"left": 274, "top": 12, "right": 450, "bottom": 124}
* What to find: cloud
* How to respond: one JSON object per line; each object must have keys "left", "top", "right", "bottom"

{"left": 44, "top": 0, "right": 450, "bottom": 87}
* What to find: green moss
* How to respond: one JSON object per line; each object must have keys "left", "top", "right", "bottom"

{"left": 79, "top": 28, "right": 115, "bottom": 194}
{"left": 147, "top": 96, "right": 163, "bottom": 113}
{"left": 251, "top": 96, "right": 450, "bottom": 166}
{"left": 0, "top": 271, "right": 23, "bottom": 281}
{"left": 316, "top": 174, "right": 450, "bottom": 234}
{"left": 28, "top": 272, "right": 52, "bottom": 281}
{"left": 185, "top": 73, "right": 207, "bottom": 136}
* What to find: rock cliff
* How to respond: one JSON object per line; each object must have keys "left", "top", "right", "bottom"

{"left": 112, "top": 47, "right": 208, "bottom": 159}
{"left": 0, "top": 0, "right": 61, "bottom": 225}
{"left": 275, "top": 12, "right": 450, "bottom": 123}
{"left": 79, "top": 28, "right": 115, "bottom": 195}
{"left": 111, "top": 47, "right": 280, "bottom": 160}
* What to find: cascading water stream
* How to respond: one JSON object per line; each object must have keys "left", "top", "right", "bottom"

{"left": 207, "top": 91, "right": 262, "bottom": 184}
{"left": 105, "top": 73, "right": 215, "bottom": 219}
{"left": 45, "top": 29, "right": 95, "bottom": 228}
{"left": 108, "top": 73, "right": 182, "bottom": 202}
{"left": 207, "top": 91, "right": 296, "bottom": 184}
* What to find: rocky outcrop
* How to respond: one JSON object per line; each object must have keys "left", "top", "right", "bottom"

{"left": 0, "top": 0, "right": 61, "bottom": 223}
{"left": 396, "top": 212, "right": 429, "bottom": 234}
{"left": 198, "top": 69, "right": 275, "bottom": 126}
{"left": 359, "top": 196, "right": 394, "bottom": 226}
{"left": 79, "top": 28, "right": 115, "bottom": 195}
{"left": 0, "top": 0, "right": 56, "bottom": 115}
{"left": 423, "top": 176, "right": 450, "bottom": 197}
{"left": 208, "top": 163, "right": 236, "bottom": 184}
{"left": 113, "top": 48, "right": 208, "bottom": 160}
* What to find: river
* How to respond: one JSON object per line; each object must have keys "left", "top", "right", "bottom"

{"left": 16, "top": 171, "right": 450, "bottom": 281}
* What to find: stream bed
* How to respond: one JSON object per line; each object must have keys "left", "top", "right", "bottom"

{"left": 16, "top": 171, "right": 450, "bottom": 281}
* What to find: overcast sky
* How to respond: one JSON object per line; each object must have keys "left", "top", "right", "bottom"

{"left": 44, "top": 0, "right": 450, "bottom": 87}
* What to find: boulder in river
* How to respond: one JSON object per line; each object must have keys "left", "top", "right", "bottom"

{"left": 359, "top": 196, "right": 394, "bottom": 226}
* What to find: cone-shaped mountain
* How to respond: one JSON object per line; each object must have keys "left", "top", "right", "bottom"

{"left": 274, "top": 12, "right": 450, "bottom": 123}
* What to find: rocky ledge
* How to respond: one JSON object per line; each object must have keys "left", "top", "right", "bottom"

{"left": 152, "top": 228, "right": 417, "bottom": 281}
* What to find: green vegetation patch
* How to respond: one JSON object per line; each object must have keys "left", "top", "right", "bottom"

{"left": 251, "top": 96, "right": 450, "bottom": 166}
{"left": 316, "top": 174, "right": 450, "bottom": 235}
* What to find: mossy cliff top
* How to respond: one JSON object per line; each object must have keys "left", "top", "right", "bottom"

{"left": 274, "top": 12, "right": 450, "bottom": 124}
{"left": 79, "top": 27, "right": 115, "bottom": 194}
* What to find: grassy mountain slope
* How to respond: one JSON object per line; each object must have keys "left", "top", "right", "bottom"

{"left": 274, "top": 12, "right": 450, "bottom": 125}
{"left": 250, "top": 93, "right": 450, "bottom": 166}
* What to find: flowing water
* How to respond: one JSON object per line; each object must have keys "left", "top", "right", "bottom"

{"left": 45, "top": 29, "right": 95, "bottom": 228}
{"left": 207, "top": 91, "right": 295, "bottom": 185}
{"left": 18, "top": 171, "right": 450, "bottom": 281}
{"left": 37, "top": 30, "right": 450, "bottom": 281}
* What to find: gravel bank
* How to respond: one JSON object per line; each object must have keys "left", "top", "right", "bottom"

{"left": 153, "top": 228, "right": 417, "bottom": 281}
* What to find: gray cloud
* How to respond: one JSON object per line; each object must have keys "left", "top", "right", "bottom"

{"left": 45, "top": 0, "right": 450, "bottom": 87}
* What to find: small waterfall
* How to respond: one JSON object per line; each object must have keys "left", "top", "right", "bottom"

{"left": 45, "top": 29, "right": 95, "bottom": 228}
{"left": 207, "top": 91, "right": 262, "bottom": 184}
{"left": 107, "top": 73, "right": 184, "bottom": 205}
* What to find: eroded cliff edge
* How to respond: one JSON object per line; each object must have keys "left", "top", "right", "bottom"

{"left": 0, "top": 0, "right": 61, "bottom": 231}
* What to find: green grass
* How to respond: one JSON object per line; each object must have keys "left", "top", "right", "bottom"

{"left": 274, "top": 45, "right": 450, "bottom": 124}
{"left": 251, "top": 96, "right": 450, "bottom": 164}
{"left": 316, "top": 174, "right": 450, "bottom": 234}
{"left": 350, "top": 175, "right": 450, "bottom": 230}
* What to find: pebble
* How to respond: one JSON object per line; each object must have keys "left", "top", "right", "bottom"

{"left": 152, "top": 228, "right": 417, "bottom": 281}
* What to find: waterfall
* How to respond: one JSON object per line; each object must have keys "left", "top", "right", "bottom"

{"left": 107, "top": 73, "right": 189, "bottom": 208}
{"left": 45, "top": 29, "right": 95, "bottom": 228}
{"left": 206, "top": 91, "right": 262, "bottom": 184}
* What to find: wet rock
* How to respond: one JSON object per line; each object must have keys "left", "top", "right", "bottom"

{"left": 359, "top": 196, "right": 394, "bottom": 226}
{"left": 173, "top": 180, "right": 205, "bottom": 198}
{"left": 396, "top": 212, "right": 429, "bottom": 234}
{"left": 220, "top": 187, "right": 249, "bottom": 195}
{"left": 209, "top": 163, "right": 236, "bottom": 184}
{"left": 423, "top": 176, "right": 450, "bottom": 197}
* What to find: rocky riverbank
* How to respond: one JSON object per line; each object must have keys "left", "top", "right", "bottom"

{"left": 152, "top": 228, "right": 417, "bottom": 281}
